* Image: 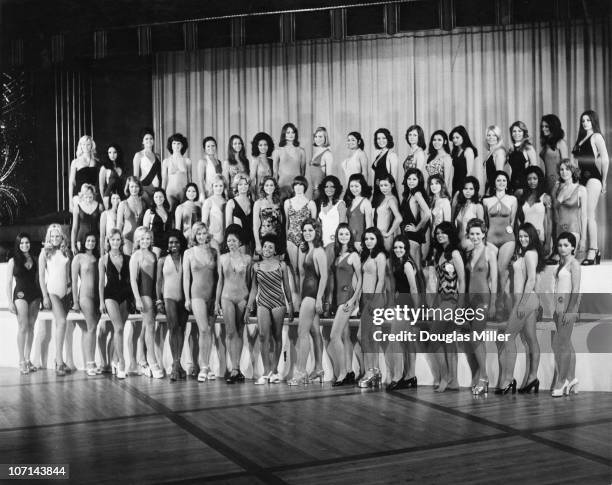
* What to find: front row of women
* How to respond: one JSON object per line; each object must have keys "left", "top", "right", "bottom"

{"left": 8, "top": 218, "right": 580, "bottom": 397}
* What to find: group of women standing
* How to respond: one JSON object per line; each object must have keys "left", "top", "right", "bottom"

{"left": 6, "top": 111, "right": 604, "bottom": 398}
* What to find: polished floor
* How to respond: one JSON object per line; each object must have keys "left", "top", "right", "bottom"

{"left": 1, "top": 368, "right": 610, "bottom": 484}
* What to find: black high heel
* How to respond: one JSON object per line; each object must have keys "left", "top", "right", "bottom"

{"left": 518, "top": 378, "right": 540, "bottom": 394}
{"left": 596, "top": 250, "right": 601, "bottom": 265}
{"left": 582, "top": 248, "right": 598, "bottom": 266}
{"left": 494, "top": 378, "right": 516, "bottom": 395}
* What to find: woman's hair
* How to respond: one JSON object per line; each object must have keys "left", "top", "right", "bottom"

{"left": 390, "top": 235, "right": 417, "bottom": 271}
{"left": 292, "top": 175, "right": 309, "bottom": 191}
{"left": 427, "top": 174, "right": 451, "bottom": 201}
{"left": 260, "top": 233, "right": 279, "bottom": 254}
{"left": 79, "top": 183, "right": 96, "bottom": 198}
{"left": 313, "top": 127, "right": 330, "bottom": 147}
{"left": 106, "top": 228, "right": 124, "bottom": 251}
{"left": 166, "top": 228, "right": 187, "bottom": 254}
{"left": 405, "top": 125, "right": 427, "bottom": 150}
{"left": 202, "top": 136, "right": 217, "bottom": 151}
{"left": 509, "top": 121, "right": 533, "bottom": 153}
{"left": 401, "top": 167, "right": 428, "bottom": 201}
{"left": 558, "top": 160, "right": 580, "bottom": 183}
{"left": 360, "top": 227, "right": 387, "bottom": 263}
{"left": 521, "top": 166, "right": 546, "bottom": 203}
{"left": 76, "top": 135, "right": 97, "bottom": 161}
{"left": 279, "top": 123, "right": 300, "bottom": 147}
{"left": 343, "top": 173, "right": 372, "bottom": 207}
{"left": 333, "top": 222, "right": 357, "bottom": 258}
{"left": 139, "top": 127, "right": 155, "bottom": 143}
{"left": 575, "top": 110, "right": 602, "bottom": 146}
{"left": 167, "top": 133, "right": 188, "bottom": 155}
{"left": 227, "top": 134, "right": 250, "bottom": 174}
{"left": 231, "top": 172, "right": 252, "bottom": 196}
{"left": 373, "top": 173, "right": 399, "bottom": 207}
{"left": 79, "top": 232, "right": 99, "bottom": 257}
{"left": 374, "top": 128, "right": 394, "bottom": 150}
{"left": 432, "top": 221, "right": 460, "bottom": 262}
{"left": 13, "top": 232, "right": 32, "bottom": 268}
{"left": 43, "top": 223, "right": 69, "bottom": 259}
{"left": 449, "top": 125, "right": 479, "bottom": 158}
{"left": 515, "top": 222, "right": 545, "bottom": 273}
{"left": 316, "top": 175, "right": 343, "bottom": 208}
{"left": 452, "top": 176, "right": 481, "bottom": 222}
{"left": 488, "top": 170, "right": 510, "bottom": 194}
{"left": 251, "top": 132, "right": 275, "bottom": 157}
{"left": 184, "top": 182, "right": 200, "bottom": 201}
{"left": 189, "top": 222, "right": 208, "bottom": 248}
{"left": 300, "top": 218, "right": 323, "bottom": 252}
{"left": 466, "top": 217, "right": 487, "bottom": 236}
{"left": 556, "top": 231, "right": 577, "bottom": 255}
{"left": 540, "top": 114, "right": 565, "bottom": 149}
{"left": 124, "top": 176, "right": 143, "bottom": 197}
{"left": 258, "top": 176, "right": 281, "bottom": 204}
{"left": 104, "top": 143, "right": 123, "bottom": 170}
{"left": 486, "top": 125, "right": 503, "bottom": 146}
{"left": 151, "top": 187, "right": 170, "bottom": 212}
{"left": 224, "top": 223, "right": 244, "bottom": 249}
{"left": 427, "top": 130, "right": 451, "bottom": 162}
{"left": 133, "top": 226, "right": 154, "bottom": 251}
{"left": 209, "top": 174, "right": 227, "bottom": 196}
{"left": 348, "top": 131, "right": 365, "bottom": 150}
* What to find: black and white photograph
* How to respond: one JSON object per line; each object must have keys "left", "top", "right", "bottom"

{"left": 0, "top": 1, "right": 611, "bottom": 483}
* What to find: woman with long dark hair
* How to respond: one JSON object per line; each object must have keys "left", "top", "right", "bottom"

{"left": 133, "top": 128, "right": 162, "bottom": 206}
{"left": 342, "top": 132, "right": 369, "bottom": 185}
{"left": 425, "top": 130, "right": 453, "bottom": 191}
{"left": 371, "top": 128, "right": 400, "bottom": 206}
{"left": 449, "top": 125, "right": 479, "bottom": 197}
{"left": 253, "top": 176, "right": 284, "bottom": 257}
{"left": 373, "top": 174, "right": 402, "bottom": 252}
{"left": 452, "top": 176, "right": 484, "bottom": 250}
{"left": 143, "top": 187, "right": 172, "bottom": 258}
{"left": 99, "top": 143, "right": 126, "bottom": 210}
{"left": 162, "top": 133, "right": 191, "bottom": 211}
{"left": 117, "top": 176, "right": 145, "bottom": 255}
{"left": 518, "top": 166, "right": 552, "bottom": 254}
{"left": 403, "top": 125, "right": 427, "bottom": 176}
{"left": 175, "top": 183, "right": 202, "bottom": 240}
{"left": 250, "top": 132, "right": 275, "bottom": 198}
{"left": 197, "top": 136, "right": 223, "bottom": 199}
{"left": 6, "top": 233, "right": 41, "bottom": 374}
{"left": 400, "top": 168, "right": 430, "bottom": 269}
{"left": 317, "top": 175, "right": 347, "bottom": 268}
{"left": 273, "top": 123, "right": 306, "bottom": 200}
{"left": 496, "top": 222, "right": 545, "bottom": 395}
{"left": 572, "top": 110, "right": 609, "bottom": 265}
{"left": 224, "top": 134, "right": 250, "bottom": 198}
{"left": 539, "top": 114, "right": 569, "bottom": 194}
{"left": 344, "top": 173, "right": 373, "bottom": 253}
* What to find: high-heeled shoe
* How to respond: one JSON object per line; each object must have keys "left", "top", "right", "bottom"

{"left": 358, "top": 368, "right": 381, "bottom": 388}
{"left": 151, "top": 363, "right": 165, "bottom": 379}
{"left": 567, "top": 378, "right": 579, "bottom": 395}
{"left": 86, "top": 361, "right": 97, "bottom": 377}
{"left": 518, "top": 378, "right": 539, "bottom": 394}
{"left": 287, "top": 371, "right": 307, "bottom": 386}
{"left": 308, "top": 369, "right": 324, "bottom": 384}
{"left": 116, "top": 364, "right": 127, "bottom": 380}
{"left": 494, "top": 378, "right": 516, "bottom": 395}
{"left": 552, "top": 379, "right": 569, "bottom": 397}
{"left": 55, "top": 362, "right": 67, "bottom": 377}
{"left": 332, "top": 372, "right": 350, "bottom": 387}
{"left": 582, "top": 249, "right": 599, "bottom": 266}
{"left": 177, "top": 364, "right": 187, "bottom": 380}
{"left": 27, "top": 361, "right": 37, "bottom": 372}
{"left": 398, "top": 376, "right": 417, "bottom": 389}
{"left": 19, "top": 361, "right": 30, "bottom": 375}
{"left": 596, "top": 250, "right": 601, "bottom": 265}
{"left": 472, "top": 378, "right": 489, "bottom": 395}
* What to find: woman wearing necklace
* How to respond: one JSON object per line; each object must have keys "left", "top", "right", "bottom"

{"left": 143, "top": 188, "right": 172, "bottom": 258}
{"left": 202, "top": 175, "right": 227, "bottom": 252}
{"left": 272, "top": 123, "right": 306, "bottom": 201}
{"left": 308, "top": 127, "right": 333, "bottom": 200}
{"left": 341, "top": 132, "right": 369, "bottom": 187}
{"left": 403, "top": 125, "right": 427, "bottom": 177}
{"left": 133, "top": 127, "right": 162, "bottom": 206}
{"left": 215, "top": 225, "right": 252, "bottom": 384}
{"left": 328, "top": 223, "right": 362, "bottom": 387}
{"left": 183, "top": 222, "right": 222, "bottom": 382}
{"left": 483, "top": 125, "right": 507, "bottom": 197}
{"left": 162, "top": 133, "right": 191, "bottom": 212}
{"left": 452, "top": 176, "right": 484, "bottom": 251}
{"left": 69, "top": 135, "right": 99, "bottom": 211}
{"left": 551, "top": 161, "right": 587, "bottom": 261}
{"left": 156, "top": 229, "right": 188, "bottom": 381}
{"left": 400, "top": 168, "right": 430, "bottom": 270}
{"left": 99, "top": 143, "right": 126, "bottom": 210}
{"left": 290, "top": 219, "right": 328, "bottom": 386}
{"left": 371, "top": 128, "right": 400, "bottom": 206}
{"left": 226, "top": 173, "right": 254, "bottom": 254}
{"left": 507, "top": 121, "right": 539, "bottom": 198}
{"left": 539, "top": 114, "right": 569, "bottom": 194}
{"left": 175, "top": 183, "right": 202, "bottom": 240}
{"left": 464, "top": 219, "right": 497, "bottom": 395}
{"left": 496, "top": 223, "right": 545, "bottom": 395}
{"left": 572, "top": 110, "right": 609, "bottom": 265}
{"left": 71, "top": 233, "right": 100, "bottom": 376}
{"left": 253, "top": 176, "right": 284, "bottom": 257}
{"left": 6, "top": 233, "right": 42, "bottom": 374}
{"left": 99, "top": 229, "right": 132, "bottom": 379}
{"left": 373, "top": 174, "right": 402, "bottom": 252}
{"left": 344, "top": 173, "right": 373, "bottom": 253}
{"left": 425, "top": 130, "right": 453, "bottom": 192}
{"left": 551, "top": 232, "right": 581, "bottom": 397}
{"left": 250, "top": 132, "right": 275, "bottom": 199}
{"left": 449, "top": 125, "right": 479, "bottom": 197}
{"left": 425, "top": 174, "right": 451, "bottom": 269}
{"left": 518, "top": 167, "right": 552, "bottom": 255}
{"left": 117, "top": 176, "right": 145, "bottom": 255}
{"left": 195, "top": 136, "right": 224, "bottom": 200}
{"left": 130, "top": 227, "right": 164, "bottom": 379}
{"left": 71, "top": 183, "right": 101, "bottom": 255}
{"left": 224, "top": 135, "right": 250, "bottom": 199}
{"left": 483, "top": 171, "right": 517, "bottom": 314}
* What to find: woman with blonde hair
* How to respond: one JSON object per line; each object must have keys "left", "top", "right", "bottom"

{"left": 483, "top": 125, "right": 507, "bottom": 197}
{"left": 202, "top": 174, "right": 227, "bottom": 252}
{"left": 308, "top": 127, "right": 333, "bottom": 199}
{"left": 69, "top": 135, "right": 99, "bottom": 210}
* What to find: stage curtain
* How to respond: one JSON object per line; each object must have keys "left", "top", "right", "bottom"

{"left": 153, "top": 18, "right": 612, "bottom": 251}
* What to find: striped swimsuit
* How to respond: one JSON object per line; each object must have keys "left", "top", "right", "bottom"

{"left": 255, "top": 262, "right": 286, "bottom": 309}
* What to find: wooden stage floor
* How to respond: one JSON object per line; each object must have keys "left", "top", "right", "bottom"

{"left": 1, "top": 368, "right": 610, "bottom": 485}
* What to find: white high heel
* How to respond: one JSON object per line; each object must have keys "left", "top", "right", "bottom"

{"left": 567, "top": 378, "right": 579, "bottom": 395}
{"left": 551, "top": 379, "right": 569, "bottom": 397}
